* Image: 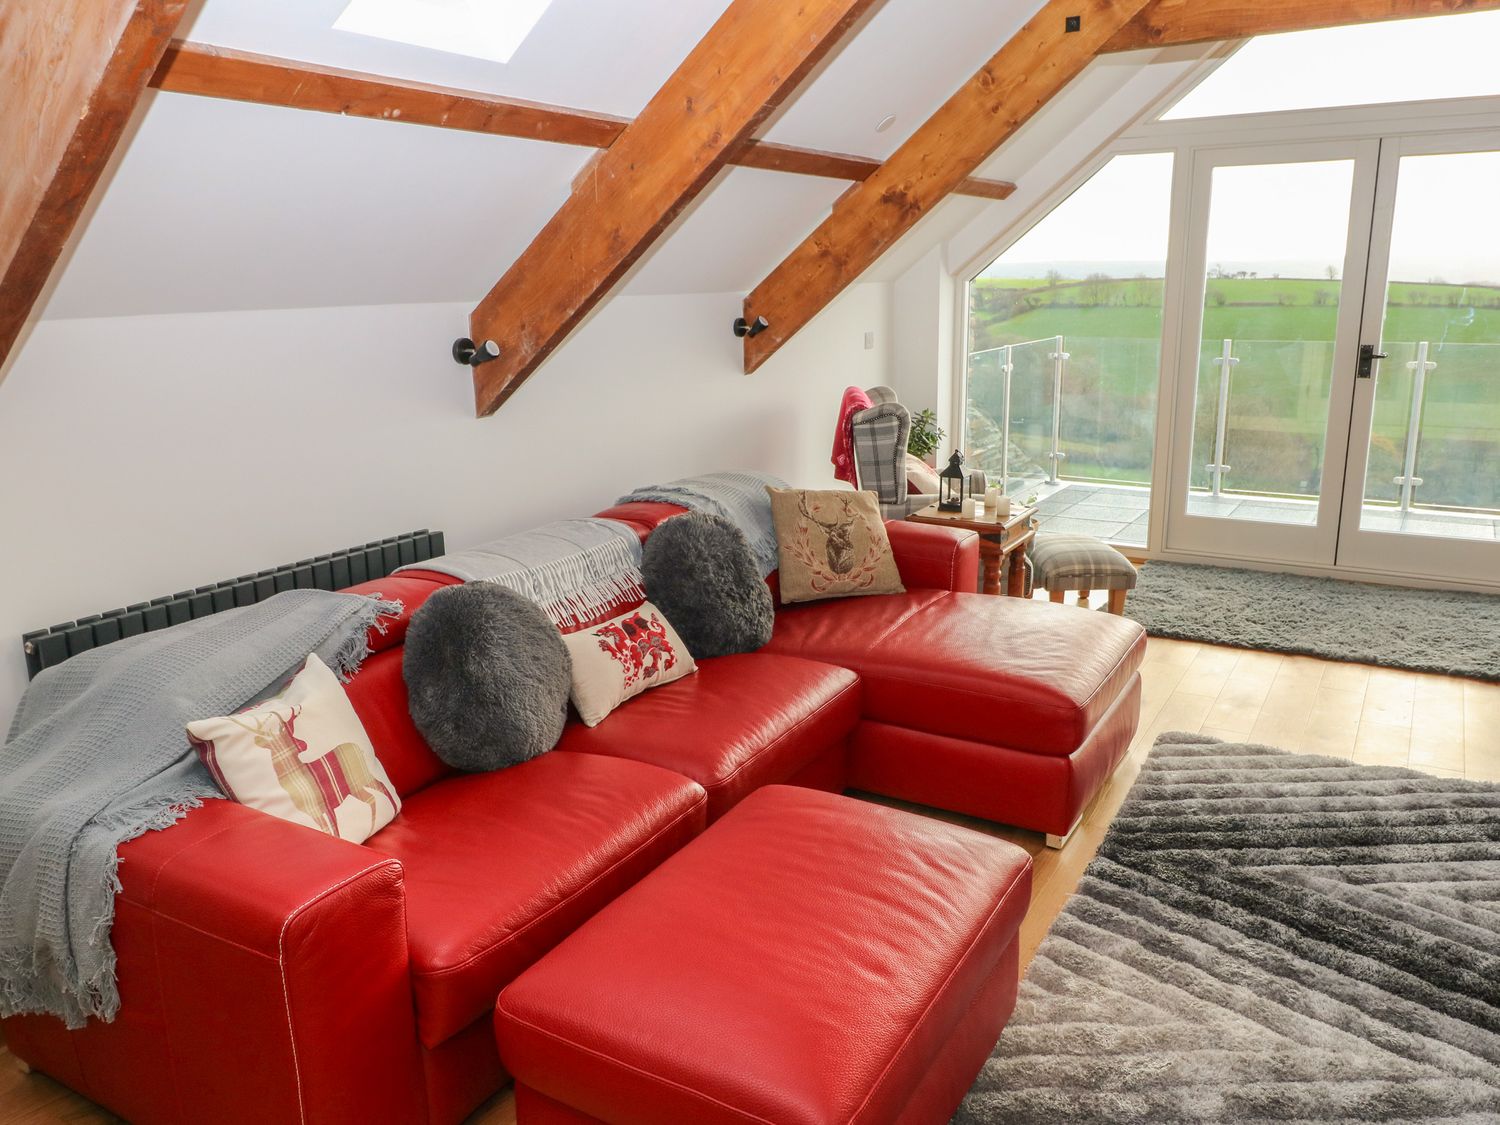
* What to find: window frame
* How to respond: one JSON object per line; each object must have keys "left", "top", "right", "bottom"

{"left": 951, "top": 87, "right": 1500, "bottom": 560}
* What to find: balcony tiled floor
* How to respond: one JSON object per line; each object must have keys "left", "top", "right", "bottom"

{"left": 1358, "top": 509, "right": 1499, "bottom": 540}
{"left": 1186, "top": 493, "right": 1500, "bottom": 539}
{"left": 1028, "top": 481, "right": 1500, "bottom": 549}
{"left": 1031, "top": 483, "right": 1150, "bottom": 548}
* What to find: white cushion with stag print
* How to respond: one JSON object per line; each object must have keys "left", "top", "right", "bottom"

{"left": 186, "top": 653, "right": 400, "bottom": 843}
{"left": 560, "top": 602, "right": 697, "bottom": 727}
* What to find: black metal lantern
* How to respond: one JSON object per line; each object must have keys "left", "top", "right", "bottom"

{"left": 938, "top": 450, "right": 967, "bottom": 513}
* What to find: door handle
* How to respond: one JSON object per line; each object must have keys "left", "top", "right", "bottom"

{"left": 1357, "top": 343, "right": 1389, "bottom": 379}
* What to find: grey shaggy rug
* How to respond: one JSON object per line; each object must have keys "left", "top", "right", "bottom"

{"left": 958, "top": 734, "right": 1500, "bottom": 1124}
{"left": 1126, "top": 561, "right": 1500, "bottom": 681}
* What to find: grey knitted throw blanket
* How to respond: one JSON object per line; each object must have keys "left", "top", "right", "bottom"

{"left": 401, "top": 518, "right": 644, "bottom": 629}
{"left": 618, "top": 471, "right": 789, "bottom": 577}
{"left": 0, "top": 589, "right": 400, "bottom": 1028}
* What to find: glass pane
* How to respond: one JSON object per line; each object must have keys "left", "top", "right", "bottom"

{"left": 1358, "top": 150, "right": 1500, "bottom": 543}
{"left": 1163, "top": 11, "right": 1500, "bottom": 120}
{"left": 964, "top": 153, "right": 1172, "bottom": 548}
{"left": 1187, "top": 160, "right": 1354, "bottom": 526}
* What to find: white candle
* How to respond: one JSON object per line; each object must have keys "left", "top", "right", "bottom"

{"left": 961, "top": 497, "right": 977, "bottom": 518}
{"left": 992, "top": 494, "right": 1012, "bottom": 518}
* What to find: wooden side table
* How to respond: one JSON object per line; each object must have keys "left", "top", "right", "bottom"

{"left": 906, "top": 503, "right": 1038, "bottom": 596}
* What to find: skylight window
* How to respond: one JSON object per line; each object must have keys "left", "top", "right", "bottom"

{"left": 334, "top": 0, "right": 553, "bottom": 65}
{"left": 1163, "top": 10, "right": 1500, "bottom": 119}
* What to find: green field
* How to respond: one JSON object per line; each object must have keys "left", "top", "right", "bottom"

{"left": 966, "top": 276, "right": 1500, "bottom": 508}
{"left": 972, "top": 277, "right": 1500, "bottom": 349}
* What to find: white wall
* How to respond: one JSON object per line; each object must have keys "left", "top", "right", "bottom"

{"left": 891, "top": 246, "right": 959, "bottom": 447}
{"left": 0, "top": 286, "right": 890, "bottom": 725}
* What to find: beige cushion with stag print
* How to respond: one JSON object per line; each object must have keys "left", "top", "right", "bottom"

{"left": 767, "top": 487, "right": 905, "bottom": 605}
{"left": 186, "top": 654, "right": 400, "bottom": 843}
{"left": 561, "top": 602, "right": 698, "bottom": 727}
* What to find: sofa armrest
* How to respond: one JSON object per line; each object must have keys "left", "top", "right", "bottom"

{"left": 885, "top": 520, "right": 979, "bottom": 593}
{"left": 97, "top": 800, "right": 423, "bottom": 1123}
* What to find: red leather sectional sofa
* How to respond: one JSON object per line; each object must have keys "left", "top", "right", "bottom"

{"left": 3, "top": 504, "right": 1144, "bottom": 1125}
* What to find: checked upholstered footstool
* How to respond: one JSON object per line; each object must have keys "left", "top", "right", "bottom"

{"left": 1030, "top": 532, "right": 1138, "bottom": 614}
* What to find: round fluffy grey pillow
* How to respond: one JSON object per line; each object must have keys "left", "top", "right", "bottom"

{"left": 402, "top": 583, "right": 572, "bottom": 772}
{"left": 642, "top": 512, "right": 774, "bottom": 658}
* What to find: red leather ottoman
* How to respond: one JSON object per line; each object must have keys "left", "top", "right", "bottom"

{"left": 495, "top": 785, "right": 1032, "bottom": 1125}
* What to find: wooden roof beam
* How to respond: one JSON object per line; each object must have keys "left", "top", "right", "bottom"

{"left": 1104, "top": 0, "right": 1500, "bottom": 52}
{"left": 151, "top": 42, "right": 631, "bottom": 147}
{"left": 149, "top": 42, "right": 1017, "bottom": 202}
{"left": 741, "top": 0, "right": 1500, "bottom": 374}
{"left": 741, "top": 0, "right": 1155, "bottom": 375}
{"left": 465, "top": 0, "right": 886, "bottom": 417}
{"left": 735, "top": 140, "right": 1018, "bottom": 200}
{"left": 1, "top": 0, "right": 190, "bottom": 374}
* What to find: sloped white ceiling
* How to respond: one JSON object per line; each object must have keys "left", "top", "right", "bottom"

{"left": 38, "top": 0, "right": 1207, "bottom": 320}
{"left": 181, "top": 0, "right": 728, "bottom": 115}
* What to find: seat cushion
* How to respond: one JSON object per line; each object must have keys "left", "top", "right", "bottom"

{"left": 851, "top": 672, "right": 1143, "bottom": 838}
{"left": 557, "top": 653, "right": 860, "bottom": 821}
{"left": 768, "top": 590, "right": 1146, "bottom": 757}
{"left": 495, "top": 785, "right": 1032, "bottom": 1125}
{"left": 367, "top": 751, "right": 706, "bottom": 1047}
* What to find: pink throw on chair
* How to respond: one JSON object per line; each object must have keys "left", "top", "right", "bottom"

{"left": 831, "top": 385, "right": 873, "bottom": 486}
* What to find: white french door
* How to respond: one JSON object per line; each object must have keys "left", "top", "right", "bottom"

{"left": 1335, "top": 131, "right": 1500, "bottom": 585}
{"left": 1162, "top": 131, "right": 1500, "bottom": 585}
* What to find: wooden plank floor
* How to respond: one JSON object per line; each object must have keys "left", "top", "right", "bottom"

{"left": 5, "top": 633, "right": 1496, "bottom": 1125}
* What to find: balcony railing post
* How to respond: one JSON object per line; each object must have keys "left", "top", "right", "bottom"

{"left": 1207, "top": 337, "right": 1238, "bottom": 497}
{"left": 1046, "top": 335, "right": 1068, "bottom": 484}
{"left": 999, "top": 344, "right": 1014, "bottom": 494}
{"left": 1393, "top": 340, "right": 1435, "bottom": 515}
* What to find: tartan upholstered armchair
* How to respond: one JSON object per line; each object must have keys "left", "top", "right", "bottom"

{"left": 851, "top": 387, "right": 986, "bottom": 519}
{"left": 850, "top": 387, "right": 916, "bottom": 519}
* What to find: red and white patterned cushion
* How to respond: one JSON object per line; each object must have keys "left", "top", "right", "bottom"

{"left": 186, "top": 654, "right": 401, "bottom": 843}
{"left": 560, "top": 602, "right": 697, "bottom": 726}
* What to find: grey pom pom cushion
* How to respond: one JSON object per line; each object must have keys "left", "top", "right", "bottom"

{"left": 402, "top": 583, "right": 572, "bottom": 771}
{"left": 642, "top": 512, "right": 775, "bottom": 657}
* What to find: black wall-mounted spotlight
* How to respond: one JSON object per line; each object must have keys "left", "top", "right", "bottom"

{"left": 733, "top": 316, "right": 770, "bottom": 339}
{"left": 452, "top": 338, "right": 501, "bottom": 366}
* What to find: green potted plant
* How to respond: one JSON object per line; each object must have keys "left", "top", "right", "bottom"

{"left": 907, "top": 408, "right": 945, "bottom": 464}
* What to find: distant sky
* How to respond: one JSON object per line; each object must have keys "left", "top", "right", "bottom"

{"left": 1205, "top": 162, "right": 1353, "bottom": 270}
{"left": 1387, "top": 152, "right": 1500, "bottom": 285}
{"left": 1165, "top": 11, "right": 1500, "bottom": 119}
{"left": 980, "top": 13, "right": 1500, "bottom": 287}
{"left": 980, "top": 153, "right": 1174, "bottom": 273}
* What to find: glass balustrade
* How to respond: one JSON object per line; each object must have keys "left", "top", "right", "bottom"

{"left": 965, "top": 332, "right": 1500, "bottom": 549}
{"left": 964, "top": 334, "right": 1158, "bottom": 547}
{"left": 1361, "top": 340, "right": 1500, "bottom": 538}
{"left": 1187, "top": 336, "right": 1336, "bottom": 512}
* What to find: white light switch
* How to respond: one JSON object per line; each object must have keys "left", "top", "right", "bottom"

{"left": 863, "top": 331, "right": 876, "bottom": 350}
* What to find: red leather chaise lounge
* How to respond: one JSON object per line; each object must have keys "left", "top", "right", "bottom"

{"left": 596, "top": 501, "right": 1146, "bottom": 847}
{"left": 3, "top": 508, "right": 1143, "bottom": 1124}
